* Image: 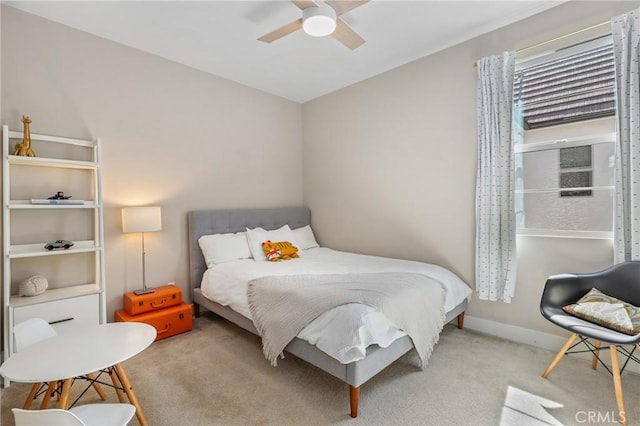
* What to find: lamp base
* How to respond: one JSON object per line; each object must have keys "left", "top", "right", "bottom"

{"left": 134, "top": 287, "right": 156, "bottom": 295}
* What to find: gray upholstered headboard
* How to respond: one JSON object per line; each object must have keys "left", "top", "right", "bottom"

{"left": 188, "top": 207, "right": 311, "bottom": 294}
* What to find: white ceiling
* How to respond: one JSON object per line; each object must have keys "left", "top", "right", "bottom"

{"left": 5, "top": 1, "right": 566, "bottom": 103}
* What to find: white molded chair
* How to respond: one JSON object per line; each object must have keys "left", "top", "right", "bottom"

{"left": 13, "top": 318, "right": 106, "bottom": 409}
{"left": 13, "top": 318, "right": 57, "bottom": 352}
{"left": 14, "top": 318, "right": 59, "bottom": 409}
{"left": 12, "top": 404, "right": 136, "bottom": 426}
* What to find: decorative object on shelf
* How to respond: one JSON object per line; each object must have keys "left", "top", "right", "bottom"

{"left": 44, "top": 240, "right": 74, "bottom": 251}
{"left": 122, "top": 206, "right": 162, "bottom": 295}
{"left": 11, "top": 116, "right": 35, "bottom": 157}
{"left": 18, "top": 275, "right": 48, "bottom": 297}
{"left": 31, "top": 191, "right": 84, "bottom": 205}
{"left": 47, "top": 191, "right": 72, "bottom": 200}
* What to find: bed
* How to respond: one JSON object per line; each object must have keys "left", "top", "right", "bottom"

{"left": 188, "top": 207, "right": 471, "bottom": 417}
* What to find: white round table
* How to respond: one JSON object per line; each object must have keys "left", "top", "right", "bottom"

{"left": 0, "top": 322, "right": 156, "bottom": 426}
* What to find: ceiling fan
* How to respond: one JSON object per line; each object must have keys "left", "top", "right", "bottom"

{"left": 258, "top": 0, "right": 370, "bottom": 50}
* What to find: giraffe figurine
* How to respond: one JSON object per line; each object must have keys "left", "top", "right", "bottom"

{"left": 11, "top": 115, "right": 36, "bottom": 157}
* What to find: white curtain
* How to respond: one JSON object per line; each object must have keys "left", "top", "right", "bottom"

{"left": 612, "top": 9, "right": 640, "bottom": 263}
{"left": 475, "top": 52, "right": 517, "bottom": 302}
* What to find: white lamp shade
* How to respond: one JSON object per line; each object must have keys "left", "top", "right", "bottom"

{"left": 122, "top": 207, "right": 162, "bottom": 233}
{"left": 302, "top": 5, "right": 337, "bottom": 37}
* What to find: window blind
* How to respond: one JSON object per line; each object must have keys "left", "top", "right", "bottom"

{"left": 514, "top": 41, "right": 615, "bottom": 129}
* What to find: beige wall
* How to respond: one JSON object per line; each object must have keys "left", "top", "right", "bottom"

{"left": 302, "top": 1, "right": 636, "bottom": 337}
{"left": 1, "top": 6, "right": 303, "bottom": 319}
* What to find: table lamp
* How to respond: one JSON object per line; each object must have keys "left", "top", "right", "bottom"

{"left": 122, "top": 206, "right": 162, "bottom": 295}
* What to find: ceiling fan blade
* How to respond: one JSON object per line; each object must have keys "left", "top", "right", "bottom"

{"left": 331, "top": 18, "right": 365, "bottom": 50}
{"left": 291, "top": 0, "right": 317, "bottom": 10}
{"left": 258, "top": 19, "right": 303, "bottom": 43}
{"left": 325, "top": 0, "right": 369, "bottom": 16}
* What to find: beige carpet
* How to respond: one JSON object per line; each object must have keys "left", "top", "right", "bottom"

{"left": 1, "top": 313, "right": 639, "bottom": 425}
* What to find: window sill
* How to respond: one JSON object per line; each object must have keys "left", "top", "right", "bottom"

{"left": 517, "top": 229, "right": 613, "bottom": 240}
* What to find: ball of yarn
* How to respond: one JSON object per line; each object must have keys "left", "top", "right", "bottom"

{"left": 19, "top": 275, "right": 48, "bottom": 297}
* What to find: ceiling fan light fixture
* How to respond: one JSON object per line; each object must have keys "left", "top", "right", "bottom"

{"left": 302, "top": 5, "right": 337, "bottom": 37}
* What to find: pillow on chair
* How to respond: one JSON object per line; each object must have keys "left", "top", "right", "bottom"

{"left": 563, "top": 288, "right": 640, "bottom": 335}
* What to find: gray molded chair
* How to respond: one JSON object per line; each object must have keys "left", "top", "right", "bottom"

{"left": 13, "top": 318, "right": 107, "bottom": 409}
{"left": 540, "top": 261, "right": 640, "bottom": 426}
{"left": 12, "top": 404, "right": 136, "bottom": 426}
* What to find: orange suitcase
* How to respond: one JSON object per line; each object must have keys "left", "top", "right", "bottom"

{"left": 114, "top": 303, "right": 193, "bottom": 341}
{"left": 123, "top": 284, "right": 182, "bottom": 316}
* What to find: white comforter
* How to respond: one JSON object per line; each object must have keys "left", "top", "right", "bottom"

{"left": 201, "top": 247, "right": 472, "bottom": 364}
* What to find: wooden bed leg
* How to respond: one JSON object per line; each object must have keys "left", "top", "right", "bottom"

{"left": 349, "top": 385, "right": 360, "bottom": 418}
{"left": 194, "top": 303, "right": 200, "bottom": 318}
{"left": 457, "top": 312, "right": 464, "bottom": 329}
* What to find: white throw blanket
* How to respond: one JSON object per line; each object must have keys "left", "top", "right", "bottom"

{"left": 247, "top": 272, "right": 446, "bottom": 368}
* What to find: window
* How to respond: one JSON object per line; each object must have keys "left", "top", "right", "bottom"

{"left": 513, "top": 36, "right": 615, "bottom": 238}
{"left": 559, "top": 146, "right": 592, "bottom": 197}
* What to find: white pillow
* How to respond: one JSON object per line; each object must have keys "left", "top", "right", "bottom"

{"left": 246, "top": 225, "right": 295, "bottom": 261}
{"left": 292, "top": 225, "right": 319, "bottom": 250}
{"left": 198, "top": 232, "right": 252, "bottom": 268}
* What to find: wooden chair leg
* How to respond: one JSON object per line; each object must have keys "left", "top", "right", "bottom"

{"left": 457, "top": 313, "right": 464, "bottom": 329}
{"left": 85, "top": 373, "right": 107, "bottom": 400}
{"left": 609, "top": 346, "right": 626, "bottom": 425}
{"left": 22, "top": 383, "right": 41, "bottom": 409}
{"left": 592, "top": 340, "right": 601, "bottom": 370}
{"left": 542, "top": 333, "right": 578, "bottom": 378}
{"left": 349, "top": 385, "right": 360, "bottom": 418}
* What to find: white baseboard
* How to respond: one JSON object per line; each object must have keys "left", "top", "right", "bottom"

{"left": 464, "top": 315, "right": 568, "bottom": 352}
{"left": 463, "top": 315, "right": 640, "bottom": 375}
